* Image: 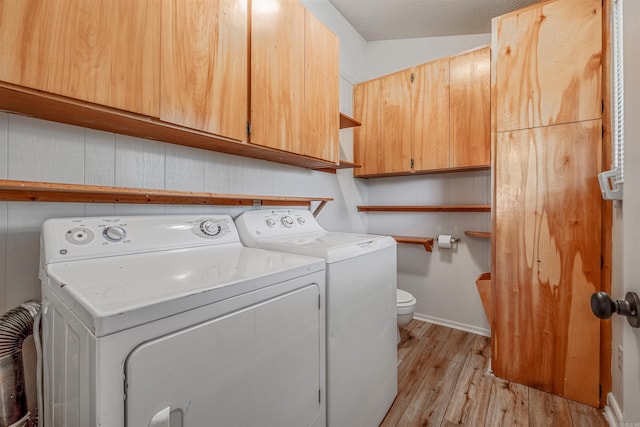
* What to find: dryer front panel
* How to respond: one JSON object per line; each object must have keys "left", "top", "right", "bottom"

{"left": 125, "top": 284, "right": 323, "bottom": 427}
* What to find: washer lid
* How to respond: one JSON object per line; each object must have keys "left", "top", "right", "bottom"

{"left": 247, "top": 232, "right": 396, "bottom": 264}
{"left": 397, "top": 289, "right": 416, "bottom": 306}
{"left": 43, "top": 245, "right": 324, "bottom": 337}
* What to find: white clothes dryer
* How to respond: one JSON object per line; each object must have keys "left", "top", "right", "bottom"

{"left": 235, "top": 209, "right": 397, "bottom": 427}
{"left": 39, "top": 215, "right": 326, "bottom": 427}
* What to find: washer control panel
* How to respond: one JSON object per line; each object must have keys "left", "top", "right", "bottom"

{"left": 235, "top": 209, "right": 326, "bottom": 241}
{"left": 42, "top": 215, "right": 240, "bottom": 264}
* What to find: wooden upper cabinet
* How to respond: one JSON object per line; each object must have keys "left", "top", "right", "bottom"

{"left": 413, "top": 58, "right": 450, "bottom": 172}
{"left": 161, "top": 0, "right": 248, "bottom": 142}
{"left": 494, "top": 0, "right": 602, "bottom": 132}
{"left": 251, "top": 0, "right": 304, "bottom": 154}
{"left": 251, "top": 0, "right": 339, "bottom": 163}
{"left": 380, "top": 70, "right": 413, "bottom": 174}
{"left": 0, "top": 0, "right": 160, "bottom": 117}
{"left": 353, "top": 80, "right": 381, "bottom": 177}
{"left": 450, "top": 47, "right": 490, "bottom": 168}
{"left": 303, "top": 10, "right": 340, "bottom": 163}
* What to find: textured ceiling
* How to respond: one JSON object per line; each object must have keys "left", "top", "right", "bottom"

{"left": 328, "top": 0, "right": 537, "bottom": 41}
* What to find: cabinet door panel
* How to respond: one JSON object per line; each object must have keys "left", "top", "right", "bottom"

{"left": 0, "top": 0, "right": 160, "bottom": 117}
{"left": 353, "top": 80, "right": 381, "bottom": 177}
{"left": 161, "top": 0, "right": 247, "bottom": 142}
{"left": 412, "top": 59, "right": 449, "bottom": 171}
{"left": 493, "top": 120, "right": 602, "bottom": 407}
{"left": 450, "top": 47, "right": 490, "bottom": 168}
{"left": 251, "top": 0, "right": 305, "bottom": 153}
{"left": 303, "top": 11, "right": 339, "bottom": 163}
{"left": 380, "top": 70, "right": 412, "bottom": 174}
{"left": 494, "top": 0, "right": 601, "bottom": 132}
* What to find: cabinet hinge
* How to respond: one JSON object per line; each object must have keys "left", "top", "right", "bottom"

{"left": 601, "top": 254, "right": 604, "bottom": 270}
{"left": 410, "top": 73, "right": 415, "bottom": 83}
{"left": 602, "top": 99, "right": 605, "bottom": 114}
{"left": 247, "top": 122, "right": 251, "bottom": 137}
{"left": 410, "top": 158, "right": 415, "bottom": 169}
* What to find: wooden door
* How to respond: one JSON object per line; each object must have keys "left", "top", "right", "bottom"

{"left": 0, "top": 0, "right": 160, "bottom": 117}
{"left": 380, "top": 70, "right": 413, "bottom": 174}
{"left": 412, "top": 58, "right": 450, "bottom": 172}
{"left": 161, "top": 0, "right": 247, "bottom": 142}
{"left": 450, "top": 47, "right": 490, "bottom": 168}
{"left": 302, "top": 10, "right": 340, "bottom": 163}
{"left": 250, "top": 0, "right": 305, "bottom": 153}
{"left": 353, "top": 80, "right": 382, "bottom": 177}
{"left": 494, "top": 0, "right": 602, "bottom": 132}
{"left": 493, "top": 120, "right": 602, "bottom": 406}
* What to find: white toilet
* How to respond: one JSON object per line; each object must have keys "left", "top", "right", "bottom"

{"left": 396, "top": 289, "right": 416, "bottom": 343}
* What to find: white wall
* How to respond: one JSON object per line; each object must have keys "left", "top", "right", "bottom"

{"left": 366, "top": 33, "right": 491, "bottom": 80}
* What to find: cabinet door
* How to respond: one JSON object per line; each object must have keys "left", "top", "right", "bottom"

{"left": 251, "top": 0, "right": 305, "bottom": 153}
{"left": 0, "top": 0, "right": 160, "bottom": 117}
{"left": 493, "top": 120, "right": 602, "bottom": 406}
{"left": 494, "top": 0, "right": 601, "bottom": 132}
{"left": 353, "top": 80, "right": 382, "bottom": 177}
{"left": 380, "top": 70, "right": 413, "bottom": 174}
{"left": 303, "top": 10, "right": 340, "bottom": 163}
{"left": 161, "top": 0, "right": 247, "bottom": 142}
{"left": 412, "top": 58, "right": 449, "bottom": 172}
{"left": 450, "top": 47, "right": 490, "bottom": 168}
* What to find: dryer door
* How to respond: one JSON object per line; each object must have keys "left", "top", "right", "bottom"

{"left": 125, "top": 284, "right": 322, "bottom": 427}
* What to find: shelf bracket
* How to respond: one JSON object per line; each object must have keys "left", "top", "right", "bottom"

{"left": 312, "top": 200, "right": 328, "bottom": 217}
{"left": 252, "top": 200, "right": 262, "bottom": 210}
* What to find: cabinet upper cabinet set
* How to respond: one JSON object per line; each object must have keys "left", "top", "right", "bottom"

{"left": 353, "top": 46, "right": 491, "bottom": 178}
{"left": 0, "top": 0, "right": 340, "bottom": 169}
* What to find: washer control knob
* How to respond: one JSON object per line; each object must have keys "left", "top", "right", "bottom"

{"left": 281, "top": 216, "right": 294, "bottom": 227}
{"left": 297, "top": 217, "right": 306, "bottom": 225}
{"left": 103, "top": 226, "right": 126, "bottom": 242}
{"left": 200, "top": 220, "right": 222, "bottom": 236}
{"left": 266, "top": 218, "right": 277, "bottom": 228}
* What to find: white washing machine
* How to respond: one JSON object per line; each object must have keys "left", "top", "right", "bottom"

{"left": 235, "top": 209, "right": 397, "bottom": 427}
{"left": 38, "top": 215, "right": 326, "bottom": 427}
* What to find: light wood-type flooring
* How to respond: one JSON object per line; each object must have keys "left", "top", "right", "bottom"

{"left": 381, "top": 320, "right": 608, "bottom": 427}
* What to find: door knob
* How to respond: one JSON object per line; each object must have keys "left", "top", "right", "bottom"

{"left": 590, "top": 291, "right": 640, "bottom": 328}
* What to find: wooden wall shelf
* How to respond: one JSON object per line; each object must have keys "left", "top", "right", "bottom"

{"left": 314, "top": 160, "right": 362, "bottom": 173}
{"left": 0, "top": 180, "right": 333, "bottom": 216}
{"left": 339, "top": 113, "right": 361, "bottom": 129}
{"left": 464, "top": 231, "right": 491, "bottom": 239}
{"left": 358, "top": 205, "right": 491, "bottom": 213}
{"left": 392, "top": 236, "right": 434, "bottom": 252}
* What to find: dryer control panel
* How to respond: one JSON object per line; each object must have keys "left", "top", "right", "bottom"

{"left": 42, "top": 215, "right": 240, "bottom": 264}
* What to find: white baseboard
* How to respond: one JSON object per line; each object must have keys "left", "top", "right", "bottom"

{"left": 413, "top": 313, "right": 490, "bottom": 337}
{"left": 605, "top": 393, "right": 623, "bottom": 427}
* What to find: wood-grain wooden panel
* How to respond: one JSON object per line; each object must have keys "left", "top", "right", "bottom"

{"left": 493, "top": 120, "right": 602, "bottom": 406}
{"left": 494, "top": 0, "right": 602, "bottom": 132}
{"left": 250, "top": 0, "right": 305, "bottom": 153}
{"left": 161, "top": 0, "right": 247, "bottom": 141}
{"left": 0, "top": 0, "right": 160, "bottom": 116}
{"left": 412, "top": 58, "right": 450, "bottom": 171}
{"left": 353, "top": 80, "right": 381, "bottom": 177}
{"left": 303, "top": 10, "right": 339, "bottom": 162}
{"left": 450, "top": 47, "right": 491, "bottom": 168}
{"left": 380, "top": 70, "right": 413, "bottom": 174}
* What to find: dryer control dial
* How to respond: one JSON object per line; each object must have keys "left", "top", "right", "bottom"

{"left": 297, "top": 217, "right": 306, "bottom": 225}
{"left": 103, "top": 226, "right": 126, "bottom": 242}
{"left": 281, "top": 216, "right": 294, "bottom": 227}
{"left": 200, "top": 220, "right": 222, "bottom": 236}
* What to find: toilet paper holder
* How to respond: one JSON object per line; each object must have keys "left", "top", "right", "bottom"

{"left": 437, "top": 234, "right": 460, "bottom": 248}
